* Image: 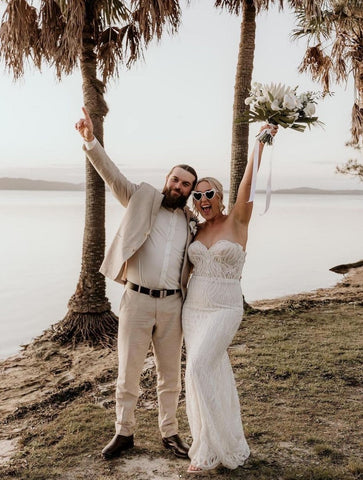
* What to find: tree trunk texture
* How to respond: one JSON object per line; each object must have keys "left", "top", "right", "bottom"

{"left": 353, "top": 58, "right": 363, "bottom": 146}
{"left": 357, "top": 61, "right": 363, "bottom": 111}
{"left": 228, "top": 0, "right": 256, "bottom": 211}
{"left": 53, "top": 12, "right": 118, "bottom": 348}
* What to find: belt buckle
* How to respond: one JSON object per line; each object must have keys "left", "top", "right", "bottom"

{"left": 149, "top": 289, "right": 167, "bottom": 298}
{"left": 149, "top": 289, "right": 159, "bottom": 298}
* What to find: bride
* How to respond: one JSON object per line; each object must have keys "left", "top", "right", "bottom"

{"left": 182, "top": 124, "right": 278, "bottom": 473}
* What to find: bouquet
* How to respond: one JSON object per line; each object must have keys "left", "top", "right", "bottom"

{"left": 243, "top": 82, "right": 322, "bottom": 144}
{"left": 239, "top": 82, "right": 322, "bottom": 213}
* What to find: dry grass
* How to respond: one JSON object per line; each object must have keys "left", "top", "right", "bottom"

{"left": 1, "top": 279, "right": 362, "bottom": 480}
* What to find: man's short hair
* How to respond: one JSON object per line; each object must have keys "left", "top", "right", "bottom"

{"left": 168, "top": 164, "right": 198, "bottom": 190}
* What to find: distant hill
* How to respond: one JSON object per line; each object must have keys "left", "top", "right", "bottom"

{"left": 257, "top": 187, "right": 363, "bottom": 195}
{"left": 1, "top": 178, "right": 362, "bottom": 195}
{"left": 0, "top": 177, "right": 84, "bottom": 191}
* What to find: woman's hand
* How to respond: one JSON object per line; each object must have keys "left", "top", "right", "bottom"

{"left": 259, "top": 123, "right": 278, "bottom": 138}
{"left": 75, "top": 107, "right": 94, "bottom": 142}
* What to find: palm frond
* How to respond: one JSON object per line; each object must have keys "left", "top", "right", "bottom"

{"left": 294, "top": 2, "right": 363, "bottom": 83}
{"left": 98, "top": 27, "right": 124, "bottom": 82}
{"left": 330, "top": 32, "right": 349, "bottom": 80}
{"left": 131, "top": 0, "right": 181, "bottom": 43}
{"left": 117, "top": 22, "right": 143, "bottom": 67}
{"left": 256, "top": 0, "right": 284, "bottom": 13}
{"left": 38, "top": 0, "right": 85, "bottom": 78}
{"left": 2, "top": 0, "right": 183, "bottom": 83}
{"left": 298, "top": 45, "right": 332, "bottom": 92}
{"left": 39, "top": 0, "right": 64, "bottom": 63}
{"left": 214, "top": 0, "right": 244, "bottom": 15}
{"left": 333, "top": 0, "right": 363, "bottom": 20}
{"left": 289, "top": 1, "right": 324, "bottom": 20}
{"left": 0, "top": 0, "right": 42, "bottom": 78}
{"left": 213, "top": 0, "right": 285, "bottom": 16}
{"left": 294, "top": 0, "right": 363, "bottom": 149}
{"left": 52, "top": 0, "right": 85, "bottom": 78}
{"left": 292, "top": 7, "right": 333, "bottom": 42}
{"left": 101, "top": 0, "right": 130, "bottom": 25}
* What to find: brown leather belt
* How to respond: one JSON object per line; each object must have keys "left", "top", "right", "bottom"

{"left": 126, "top": 281, "right": 181, "bottom": 298}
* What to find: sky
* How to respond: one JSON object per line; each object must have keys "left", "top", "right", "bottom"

{"left": 0, "top": 1, "right": 361, "bottom": 191}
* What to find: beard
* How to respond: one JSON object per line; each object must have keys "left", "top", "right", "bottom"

{"left": 162, "top": 186, "right": 188, "bottom": 209}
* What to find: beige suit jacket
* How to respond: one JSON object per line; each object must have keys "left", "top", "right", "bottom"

{"left": 83, "top": 140, "right": 194, "bottom": 298}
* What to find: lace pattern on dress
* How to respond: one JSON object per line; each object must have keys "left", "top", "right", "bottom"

{"left": 184, "top": 240, "right": 246, "bottom": 311}
{"left": 189, "top": 240, "right": 246, "bottom": 280}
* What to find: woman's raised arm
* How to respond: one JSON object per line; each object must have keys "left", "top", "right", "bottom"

{"left": 230, "top": 124, "right": 278, "bottom": 225}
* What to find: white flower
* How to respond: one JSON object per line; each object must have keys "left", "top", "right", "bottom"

{"left": 303, "top": 103, "right": 316, "bottom": 116}
{"left": 295, "top": 97, "right": 303, "bottom": 109}
{"left": 245, "top": 96, "right": 254, "bottom": 105}
{"left": 252, "top": 81, "right": 262, "bottom": 91}
{"left": 265, "top": 82, "right": 292, "bottom": 101}
{"left": 298, "top": 93, "right": 308, "bottom": 105}
{"left": 282, "top": 94, "right": 298, "bottom": 110}
{"left": 271, "top": 99, "right": 282, "bottom": 111}
{"left": 189, "top": 220, "right": 198, "bottom": 235}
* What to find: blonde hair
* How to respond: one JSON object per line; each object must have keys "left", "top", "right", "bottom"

{"left": 193, "top": 177, "right": 226, "bottom": 215}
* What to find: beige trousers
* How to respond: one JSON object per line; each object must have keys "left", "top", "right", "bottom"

{"left": 115, "top": 288, "right": 183, "bottom": 437}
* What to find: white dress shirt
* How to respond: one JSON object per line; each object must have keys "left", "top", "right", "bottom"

{"left": 127, "top": 207, "right": 187, "bottom": 289}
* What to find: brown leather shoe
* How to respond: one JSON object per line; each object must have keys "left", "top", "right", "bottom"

{"left": 102, "top": 434, "right": 134, "bottom": 459}
{"left": 162, "top": 434, "right": 190, "bottom": 459}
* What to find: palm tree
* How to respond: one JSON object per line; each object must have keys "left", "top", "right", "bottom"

{"left": 293, "top": 0, "right": 363, "bottom": 177}
{"left": 0, "top": 0, "right": 180, "bottom": 347}
{"left": 214, "top": 0, "right": 320, "bottom": 209}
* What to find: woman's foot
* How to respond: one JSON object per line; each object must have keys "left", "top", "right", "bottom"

{"left": 187, "top": 464, "right": 203, "bottom": 474}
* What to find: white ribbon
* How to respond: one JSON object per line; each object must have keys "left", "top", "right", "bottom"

{"left": 247, "top": 124, "right": 275, "bottom": 213}
{"left": 261, "top": 145, "right": 274, "bottom": 215}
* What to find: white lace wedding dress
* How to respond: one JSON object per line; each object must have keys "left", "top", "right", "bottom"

{"left": 182, "top": 239, "right": 250, "bottom": 470}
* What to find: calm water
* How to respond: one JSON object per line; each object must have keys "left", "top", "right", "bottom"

{"left": 1, "top": 190, "right": 362, "bottom": 359}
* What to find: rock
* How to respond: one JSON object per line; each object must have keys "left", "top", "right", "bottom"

{"left": 0, "top": 438, "right": 20, "bottom": 465}
{"left": 330, "top": 259, "right": 363, "bottom": 274}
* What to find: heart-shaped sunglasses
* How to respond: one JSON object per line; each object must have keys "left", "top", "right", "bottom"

{"left": 191, "top": 189, "right": 216, "bottom": 201}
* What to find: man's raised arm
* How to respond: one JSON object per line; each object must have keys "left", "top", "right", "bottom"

{"left": 75, "top": 107, "right": 137, "bottom": 206}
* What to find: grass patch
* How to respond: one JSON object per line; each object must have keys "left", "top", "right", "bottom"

{"left": 3, "top": 403, "right": 113, "bottom": 479}
{"left": 1, "top": 302, "right": 361, "bottom": 479}
{"left": 313, "top": 445, "right": 345, "bottom": 463}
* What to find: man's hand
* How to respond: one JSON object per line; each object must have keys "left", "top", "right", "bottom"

{"left": 75, "top": 107, "right": 94, "bottom": 142}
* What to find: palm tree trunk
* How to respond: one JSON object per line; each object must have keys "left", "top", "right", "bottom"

{"left": 52, "top": 12, "right": 118, "bottom": 348}
{"left": 357, "top": 62, "right": 363, "bottom": 111}
{"left": 228, "top": 0, "right": 256, "bottom": 211}
{"left": 351, "top": 59, "right": 363, "bottom": 146}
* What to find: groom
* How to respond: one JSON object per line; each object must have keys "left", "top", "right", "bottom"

{"left": 75, "top": 108, "right": 197, "bottom": 460}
